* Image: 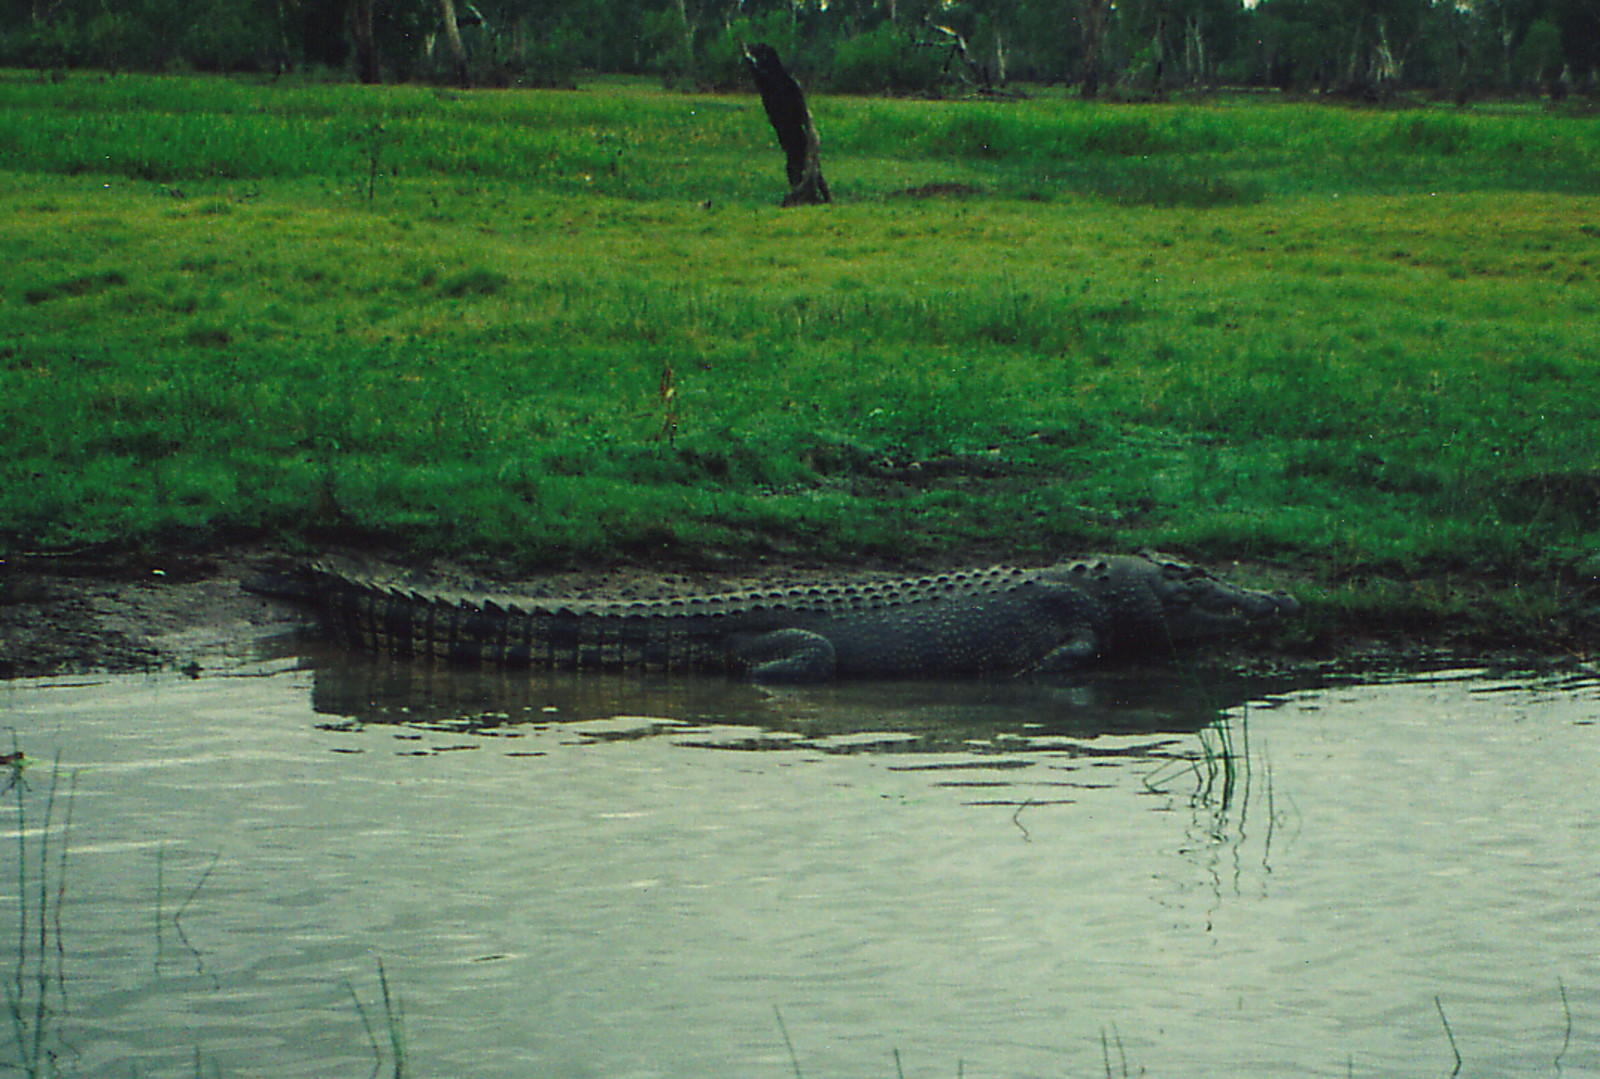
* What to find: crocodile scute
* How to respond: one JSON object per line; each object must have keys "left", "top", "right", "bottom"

{"left": 261, "top": 554, "right": 1299, "bottom": 681}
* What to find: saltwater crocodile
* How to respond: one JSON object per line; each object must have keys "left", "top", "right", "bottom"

{"left": 257, "top": 554, "right": 1298, "bottom": 681}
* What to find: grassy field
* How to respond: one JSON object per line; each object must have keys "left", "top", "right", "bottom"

{"left": 2, "top": 71, "right": 1598, "bottom": 652}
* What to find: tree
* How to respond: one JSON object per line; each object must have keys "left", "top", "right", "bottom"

{"left": 434, "top": 0, "right": 468, "bottom": 84}
{"left": 745, "top": 43, "right": 830, "bottom": 206}
{"left": 352, "top": 0, "right": 380, "bottom": 81}
{"left": 1077, "top": 0, "right": 1109, "bottom": 97}
{"left": 1122, "top": 0, "right": 1244, "bottom": 89}
{"left": 1240, "top": 0, "right": 1435, "bottom": 95}
{"left": 1473, "top": 0, "right": 1555, "bottom": 91}
{"left": 1550, "top": 0, "right": 1600, "bottom": 90}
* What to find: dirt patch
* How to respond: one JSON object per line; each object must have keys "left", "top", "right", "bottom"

{"left": 0, "top": 547, "right": 303, "bottom": 678}
{"left": 885, "top": 182, "right": 984, "bottom": 200}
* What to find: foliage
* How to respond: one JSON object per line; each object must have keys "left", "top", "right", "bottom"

{"left": 2, "top": 0, "right": 1600, "bottom": 99}
{"left": 692, "top": 12, "right": 809, "bottom": 92}
{"left": 827, "top": 25, "right": 944, "bottom": 96}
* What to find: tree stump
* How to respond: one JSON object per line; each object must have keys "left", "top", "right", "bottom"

{"left": 744, "top": 44, "right": 831, "bottom": 207}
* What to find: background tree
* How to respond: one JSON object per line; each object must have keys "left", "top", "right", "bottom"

{"left": 1549, "top": 0, "right": 1600, "bottom": 91}
{"left": 1076, "top": 0, "right": 1110, "bottom": 97}
{"left": 352, "top": 0, "right": 379, "bottom": 81}
{"left": 1121, "top": 0, "right": 1245, "bottom": 90}
{"left": 433, "top": 0, "right": 468, "bottom": 84}
{"left": 1, "top": 0, "right": 1597, "bottom": 99}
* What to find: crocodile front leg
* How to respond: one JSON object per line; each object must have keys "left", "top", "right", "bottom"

{"left": 728, "top": 628, "right": 838, "bottom": 682}
{"left": 1025, "top": 629, "right": 1101, "bottom": 674}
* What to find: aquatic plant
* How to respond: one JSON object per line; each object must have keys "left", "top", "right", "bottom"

{"left": 349, "top": 959, "right": 409, "bottom": 1079}
{"left": 2, "top": 747, "right": 74, "bottom": 1079}
{"left": 1101, "top": 1024, "right": 1136, "bottom": 1078}
{"left": 1436, "top": 995, "right": 1462, "bottom": 1078}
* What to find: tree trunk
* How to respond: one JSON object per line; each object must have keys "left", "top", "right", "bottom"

{"left": 672, "top": 0, "right": 695, "bottom": 82}
{"left": 436, "top": 0, "right": 470, "bottom": 86}
{"left": 745, "top": 44, "right": 830, "bottom": 207}
{"left": 352, "top": 0, "right": 380, "bottom": 83}
{"left": 1079, "top": 0, "right": 1109, "bottom": 99}
{"left": 1371, "top": 19, "right": 1400, "bottom": 95}
{"left": 1186, "top": 14, "right": 1205, "bottom": 87}
{"left": 1151, "top": 9, "right": 1166, "bottom": 88}
{"left": 1449, "top": 7, "right": 1474, "bottom": 106}
{"left": 271, "top": 0, "right": 293, "bottom": 76}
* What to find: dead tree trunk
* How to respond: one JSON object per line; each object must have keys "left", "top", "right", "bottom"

{"left": 925, "top": 21, "right": 996, "bottom": 93}
{"left": 744, "top": 44, "right": 831, "bottom": 207}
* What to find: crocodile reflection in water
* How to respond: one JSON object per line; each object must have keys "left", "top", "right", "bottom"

{"left": 301, "top": 648, "right": 1311, "bottom": 755}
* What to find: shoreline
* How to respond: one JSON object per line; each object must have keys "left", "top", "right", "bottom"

{"left": 2, "top": 542, "right": 1589, "bottom": 682}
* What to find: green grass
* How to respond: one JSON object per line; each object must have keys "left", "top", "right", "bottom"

{"left": 2, "top": 70, "right": 1598, "bottom": 651}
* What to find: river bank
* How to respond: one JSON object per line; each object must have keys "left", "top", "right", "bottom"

{"left": 3, "top": 77, "right": 1597, "bottom": 671}
{"left": 1, "top": 541, "right": 1589, "bottom": 681}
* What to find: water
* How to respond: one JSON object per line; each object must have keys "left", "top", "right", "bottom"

{"left": 2, "top": 650, "right": 1598, "bottom": 1079}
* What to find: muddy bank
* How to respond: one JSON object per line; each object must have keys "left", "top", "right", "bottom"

{"left": 0, "top": 547, "right": 295, "bottom": 678}
{"left": 0, "top": 543, "right": 1579, "bottom": 681}
{"left": 2, "top": 544, "right": 990, "bottom": 679}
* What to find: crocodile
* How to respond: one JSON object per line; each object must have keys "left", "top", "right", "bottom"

{"left": 256, "top": 554, "right": 1298, "bottom": 682}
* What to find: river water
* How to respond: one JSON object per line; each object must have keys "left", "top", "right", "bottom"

{"left": 2, "top": 648, "right": 1597, "bottom": 1079}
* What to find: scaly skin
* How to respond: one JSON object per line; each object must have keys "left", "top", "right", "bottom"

{"left": 265, "top": 554, "right": 1300, "bottom": 681}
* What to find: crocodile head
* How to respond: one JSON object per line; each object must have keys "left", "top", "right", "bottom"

{"left": 1044, "top": 555, "right": 1300, "bottom": 653}
{"left": 1135, "top": 555, "right": 1299, "bottom": 643}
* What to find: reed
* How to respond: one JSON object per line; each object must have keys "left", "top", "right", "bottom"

{"left": 1100, "top": 1024, "right": 1133, "bottom": 1079}
{"left": 1435, "top": 995, "right": 1462, "bottom": 1078}
{"left": 3, "top": 748, "right": 73, "bottom": 1079}
{"left": 348, "top": 959, "right": 409, "bottom": 1079}
{"left": 773, "top": 1003, "right": 804, "bottom": 1079}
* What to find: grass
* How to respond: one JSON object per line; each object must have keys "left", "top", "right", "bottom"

{"left": 1, "top": 70, "right": 1598, "bottom": 652}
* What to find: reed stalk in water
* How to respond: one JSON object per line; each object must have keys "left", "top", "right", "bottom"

{"left": 4, "top": 749, "right": 73, "bottom": 1079}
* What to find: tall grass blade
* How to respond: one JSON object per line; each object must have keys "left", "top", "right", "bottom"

{"left": 1555, "top": 979, "right": 1572, "bottom": 1074}
{"left": 174, "top": 851, "right": 222, "bottom": 980}
{"left": 774, "top": 1004, "right": 804, "bottom": 1079}
{"left": 378, "top": 959, "right": 406, "bottom": 1079}
{"left": 345, "top": 975, "right": 384, "bottom": 1079}
{"left": 1435, "top": 995, "right": 1462, "bottom": 1078}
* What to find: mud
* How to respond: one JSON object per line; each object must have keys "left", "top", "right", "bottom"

{"left": 0, "top": 548, "right": 295, "bottom": 677}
